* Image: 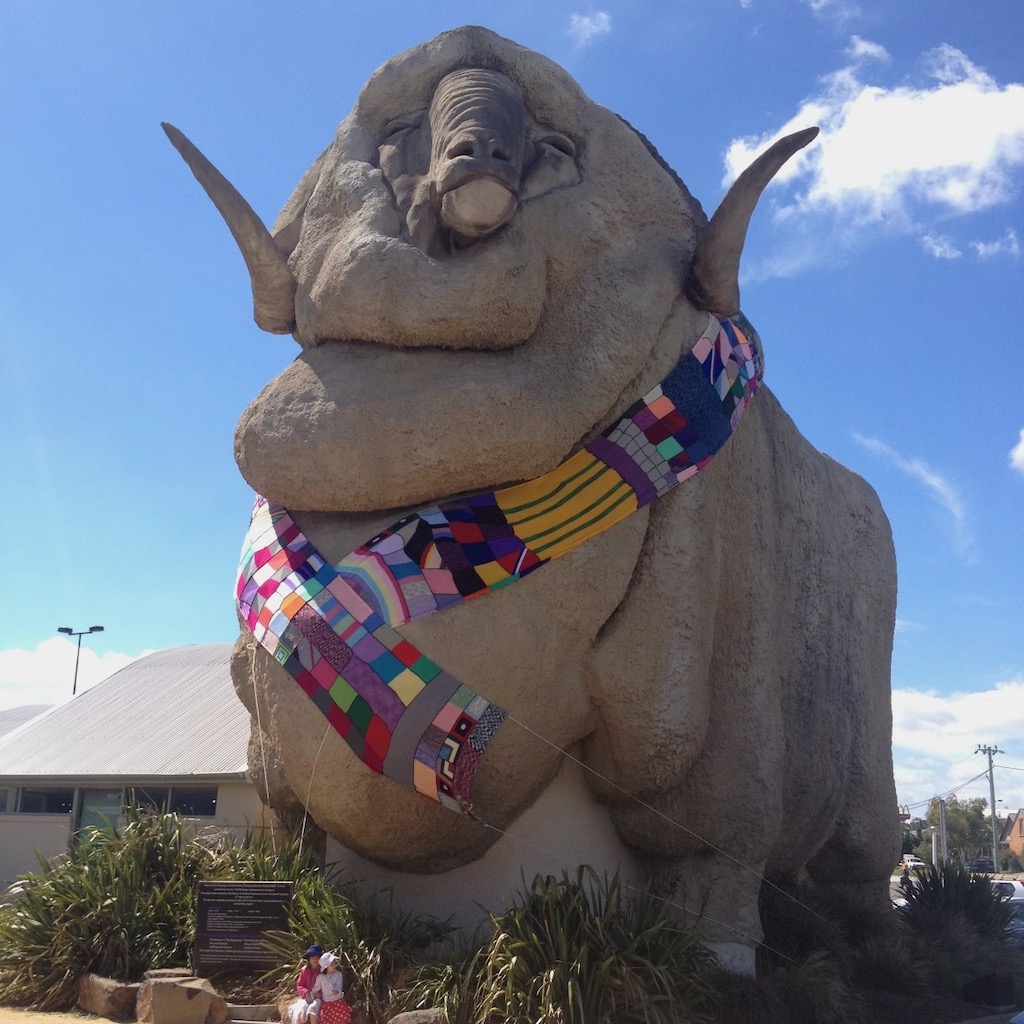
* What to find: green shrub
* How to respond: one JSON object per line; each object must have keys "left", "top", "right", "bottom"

{"left": 1000, "top": 852, "right": 1023, "bottom": 873}
{"left": 898, "top": 860, "right": 1022, "bottom": 995}
{"left": 735, "top": 875, "right": 933, "bottom": 1019}
{"left": 0, "top": 809, "right": 316, "bottom": 1010}
{"left": 773, "top": 952, "right": 866, "bottom": 1024}
{"left": 757, "top": 877, "right": 851, "bottom": 973}
{"left": 262, "top": 873, "right": 452, "bottom": 1024}
{"left": 0, "top": 810, "right": 207, "bottom": 1007}
{"left": 406, "top": 867, "right": 715, "bottom": 1024}
{"left": 846, "top": 929, "right": 930, "bottom": 996}
{"left": 3, "top": 824, "right": 1022, "bottom": 1023}
{"left": 900, "top": 861, "right": 1012, "bottom": 940}
{"left": 702, "top": 968, "right": 790, "bottom": 1024}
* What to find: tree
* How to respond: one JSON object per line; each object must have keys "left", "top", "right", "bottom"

{"left": 902, "top": 817, "right": 925, "bottom": 855}
{"left": 914, "top": 795, "right": 990, "bottom": 865}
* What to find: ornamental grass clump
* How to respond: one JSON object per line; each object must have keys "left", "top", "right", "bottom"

{"left": 262, "top": 872, "right": 452, "bottom": 1024}
{"left": 900, "top": 860, "right": 1012, "bottom": 939}
{"left": 898, "top": 861, "right": 1021, "bottom": 992}
{"left": 0, "top": 808, "right": 317, "bottom": 1010}
{"left": 405, "top": 867, "right": 716, "bottom": 1024}
{"left": 0, "top": 808, "right": 205, "bottom": 1008}
{"left": 700, "top": 873, "right": 932, "bottom": 1023}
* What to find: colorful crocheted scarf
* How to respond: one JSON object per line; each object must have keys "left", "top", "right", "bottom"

{"left": 237, "top": 311, "right": 763, "bottom": 815}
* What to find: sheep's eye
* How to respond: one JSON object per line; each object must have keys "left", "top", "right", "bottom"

{"left": 536, "top": 132, "right": 576, "bottom": 158}
{"left": 382, "top": 117, "right": 419, "bottom": 143}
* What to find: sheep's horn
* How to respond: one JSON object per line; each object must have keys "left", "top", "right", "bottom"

{"left": 161, "top": 122, "right": 296, "bottom": 335}
{"left": 686, "top": 127, "right": 819, "bottom": 316}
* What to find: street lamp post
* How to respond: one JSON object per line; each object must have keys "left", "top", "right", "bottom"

{"left": 57, "top": 625, "right": 105, "bottom": 695}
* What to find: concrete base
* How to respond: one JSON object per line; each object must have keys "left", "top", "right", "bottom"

{"left": 324, "top": 755, "right": 640, "bottom": 931}
{"left": 707, "top": 941, "right": 756, "bottom": 977}
{"left": 227, "top": 1006, "right": 278, "bottom": 1024}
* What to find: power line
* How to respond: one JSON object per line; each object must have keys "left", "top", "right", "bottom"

{"left": 903, "top": 769, "right": 991, "bottom": 810}
{"left": 900, "top": 758, "right": 1024, "bottom": 810}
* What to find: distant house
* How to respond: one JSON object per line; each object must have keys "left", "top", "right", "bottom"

{"left": 1003, "top": 808, "right": 1024, "bottom": 861}
{"left": 0, "top": 644, "right": 275, "bottom": 888}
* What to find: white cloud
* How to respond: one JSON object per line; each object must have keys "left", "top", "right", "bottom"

{"left": 724, "top": 42, "right": 1024, "bottom": 272}
{"left": 971, "top": 227, "right": 1020, "bottom": 259}
{"left": 801, "top": 0, "right": 861, "bottom": 19}
{"left": 0, "top": 637, "right": 150, "bottom": 712}
{"left": 853, "top": 434, "right": 975, "bottom": 561}
{"left": 568, "top": 12, "right": 612, "bottom": 48}
{"left": 921, "top": 233, "right": 961, "bottom": 259}
{"left": 893, "top": 678, "right": 1024, "bottom": 813}
{"left": 846, "top": 35, "right": 889, "bottom": 63}
{"left": 895, "top": 618, "right": 927, "bottom": 634}
{"left": 1010, "top": 428, "right": 1024, "bottom": 473}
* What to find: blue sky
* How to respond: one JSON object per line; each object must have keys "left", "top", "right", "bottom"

{"left": 1, "top": 1, "right": 1022, "bottom": 818}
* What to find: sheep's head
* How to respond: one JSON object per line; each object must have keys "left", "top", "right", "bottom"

{"left": 164, "top": 26, "right": 815, "bottom": 512}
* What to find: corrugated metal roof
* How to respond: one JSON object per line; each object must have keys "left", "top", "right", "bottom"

{"left": 0, "top": 706, "right": 51, "bottom": 739}
{"left": 0, "top": 644, "right": 251, "bottom": 780}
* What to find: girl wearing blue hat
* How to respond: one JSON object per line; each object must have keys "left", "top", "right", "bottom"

{"left": 287, "top": 944, "right": 323, "bottom": 1024}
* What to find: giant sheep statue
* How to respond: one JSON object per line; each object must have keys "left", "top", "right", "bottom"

{"left": 165, "top": 26, "right": 898, "bottom": 971}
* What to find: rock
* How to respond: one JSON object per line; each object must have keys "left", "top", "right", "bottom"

{"left": 77, "top": 972, "right": 139, "bottom": 1021}
{"left": 136, "top": 976, "right": 229, "bottom": 1024}
{"left": 277, "top": 993, "right": 300, "bottom": 1022}
{"left": 387, "top": 1012, "right": 445, "bottom": 1024}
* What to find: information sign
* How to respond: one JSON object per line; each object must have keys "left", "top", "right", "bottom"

{"left": 195, "top": 880, "right": 293, "bottom": 975}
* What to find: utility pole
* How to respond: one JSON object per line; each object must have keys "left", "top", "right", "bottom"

{"left": 976, "top": 743, "right": 1005, "bottom": 868}
{"left": 938, "top": 798, "right": 948, "bottom": 864}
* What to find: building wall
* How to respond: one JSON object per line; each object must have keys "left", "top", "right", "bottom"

{"left": 0, "top": 781, "right": 280, "bottom": 892}
{"left": 214, "top": 782, "right": 277, "bottom": 840}
{"left": 0, "top": 814, "right": 70, "bottom": 888}
{"left": 1007, "top": 810, "right": 1024, "bottom": 859}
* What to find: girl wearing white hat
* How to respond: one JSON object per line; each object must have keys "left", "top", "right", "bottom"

{"left": 309, "top": 951, "right": 351, "bottom": 1024}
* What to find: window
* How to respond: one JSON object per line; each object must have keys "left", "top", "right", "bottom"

{"left": 77, "top": 789, "right": 125, "bottom": 834}
{"left": 126, "top": 786, "right": 170, "bottom": 812}
{"left": 18, "top": 788, "right": 74, "bottom": 814}
{"left": 170, "top": 788, "right": 217, "bottom": 817}
{"left": 124, "top": 785, "right": 217, "bottom": 818}
{"left": 0, "top": 788, "right": 8, "bottom": 813}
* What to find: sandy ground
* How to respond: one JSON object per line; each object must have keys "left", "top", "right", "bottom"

{"left": 0, "top": 1012, "right": 99, "bottom": 1024}
{"left": 0, "top": 1003, "right": 1020, "bottom": 1024}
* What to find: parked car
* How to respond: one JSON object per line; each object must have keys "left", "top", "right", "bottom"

{"left": 899, "top": 855, "right": 926, "bottom": 871}
{"left": 966, "top": 858, "right": 995, "bottom": 873}
{"left": 1006, "top": 899, "right": 1024, "bottom": 949}
{"left": 993, "top": 879, "right": 1024, "bottom": 899}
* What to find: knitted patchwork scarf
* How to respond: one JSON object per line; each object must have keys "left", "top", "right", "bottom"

{"left": 237, "top": 311, "right": 763, "bottom": 815}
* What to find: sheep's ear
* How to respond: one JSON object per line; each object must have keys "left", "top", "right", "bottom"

{"left": 271, "top": 145, "right": 331, "bottom": 257}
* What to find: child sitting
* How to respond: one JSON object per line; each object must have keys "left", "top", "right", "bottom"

{"left": 287, "top": 944, "right": 323, "bottom": 1024}
{"left": 309, "top": 951, "right": 351, "bottom": 1024}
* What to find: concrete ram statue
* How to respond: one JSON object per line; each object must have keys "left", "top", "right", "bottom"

{"left": 164, "top": 26, "right": 898, "bottom": 971}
